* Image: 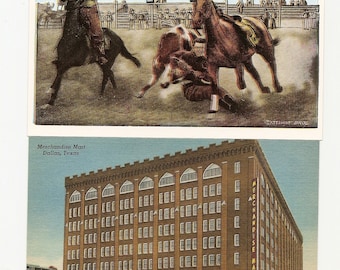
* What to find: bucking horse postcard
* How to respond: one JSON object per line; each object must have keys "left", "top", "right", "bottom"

{"left": 31, "top": 0, "right": 322, "bottom": 133}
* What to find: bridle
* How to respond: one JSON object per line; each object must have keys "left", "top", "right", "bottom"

{"left": 191, "top": 0, "right": 213, "bottom": 28}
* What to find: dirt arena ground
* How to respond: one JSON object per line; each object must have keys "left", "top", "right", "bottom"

{"left": 34, "top": 25, "right": 319, "bottom": 127}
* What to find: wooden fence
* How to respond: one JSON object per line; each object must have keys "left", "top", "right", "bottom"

{"left": 36, "top": 3, "right": 319, "bottom": 30}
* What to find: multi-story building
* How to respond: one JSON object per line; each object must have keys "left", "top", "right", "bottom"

{"left": 64, "top": 140, "right": 303, "bottom": 270}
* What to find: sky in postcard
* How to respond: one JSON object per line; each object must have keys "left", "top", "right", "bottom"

{"left": 27, "top": 138, "right": 319, "bottom": 270}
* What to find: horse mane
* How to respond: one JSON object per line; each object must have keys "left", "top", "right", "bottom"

{"left": 211, "top": 1, "right": 251, "bottom": 48}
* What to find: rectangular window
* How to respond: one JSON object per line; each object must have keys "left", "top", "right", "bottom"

{"left": 216, "top": 183, "right": 222, "bottom": 195}
{"left": 203, "top": 255, "right": 208, "bottom": 267}
{"left": 235, "top": 198, "right": 240, "bottom": 210}
{"left": 143, "top": 211, "right": 148, "bottom": 222}
{"left": 170, "top": 191, "right": 175, "bottom": 202}
{"left": 186, "top": 205, "right": 192, "bottom": 217}
{"left": 208, "top": 254, "right": 215, "bottom": 266}
{"left": 192, "top": 238, "right": 197, "bottom": 250}
{"left": 193, "top": 204, "right": 197, "bottom": 216}
{"left": 170, "top": 257, "right": 174, "bottom": 268}
{"left": 185, "top": 256, "right": 191, "bottom": 268}
{"left": 150, "top": 194, "right": 154, "bottom": 205}
{"left": 170, "top": 240, "right": 175, "bottom": 251}
{"left": 203, "top": 237, "right": 208, "bottom": 249}
{"left": 143, "top": 195, "right": 149, "bottom": 206}
{"left": 180, "top": 222, "right": 185, "bottom": 234}
{"left": 203, "top": 203, "right": 208, "bottom": 214}
{"left": 191, "top": 256, "right": 196, "bottom": 267}
{"left": 164, "top": 224, "right": 170, "bottom": 236}
{"left": 143, "top": 227, "right": 148, "bottom": 238}
{"left": 106, "top": 202, "right": 111, "bottom": 212}
{"left": 163, "top": 257, "right": 168, "bottom": 269}
{"left": 216, "top": 236, "right": 221, "bottom": 248}
{"left": 193, "top": 187, "right": 198, "bottom": 199}
{"left": 124, "top": 199, "right": 130, "bottom": 209}
{"left": 203, "top": 220, "right": 208, "bottom": 232}
{"left": 209, "top": 184, "right": 216, "bottom": 196}
{"left": 170, "top": 207, "right": 175, "bottom": 219}
{"left": 235, "top": 180, "right": 241, "bottom": 192}
{"left": 209, "top": 219, "right": 215, "bottom": 231}
{"left": 159, "top": 209, "right": 163, "bottom": 220}
{"left": 216, "top": 201, "right": 222, "bottom": 213}
{"left": 192, "top": 221, "right": 197, "bottom": 233}
{"left": 180, "top": 239, "right": 185, "bottom": 251}
{"left": 180, "top": 256, "right": 184, "bottom": 268}
{"left": 180, "top": 206, "right": 185, "bottom": 217}
{"left": 163, "top": 240, "right": 169, "bottom": 252}
{"left": 209, "top": 201, "right": 216, "bottom": 214}
{"left": 234, "top": 161, "right": 241, "bottom": 174}
{"left": 139, "top": 196, "right": 143, "bottom": 207}
{"left": 170, "top": 224, "right": 175, "bottom": 235}
{"left": 185, "top": 222, "right": 192, "bottom": 234}
{"left": 164, "top": 208, "right": 170, "bottom": 219}
{"left": 209, "top": 237, "right": 215, "bottom": 249}
{"left": 186, "top": 188, "right": 192, "bottom": 200}
{"left": 234, "top": 234, "right": 240, "bottom": 246}
{"left": 203, "top": 185, "right": 208, "bottom": 197}
{"left": 164, "top": 192, "right": 170, "bottom": 203}
{"left": 180, "top": 189, "right": 185, "bottom": 201}
{"left": 234, "top": 216, "right": 240, "bottom": 228}
{"left": 159, "top": 193, "right": 163, "bottom": 204}
{"left": 234, "top": 252, "right": 240, "bottom": 265}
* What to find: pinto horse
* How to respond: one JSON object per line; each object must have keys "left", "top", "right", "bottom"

{"left": 192, "top": 0, "right": 283, "bottom": 111}
{"left": 44, "top": 1, "right": 141, "bottom": 107}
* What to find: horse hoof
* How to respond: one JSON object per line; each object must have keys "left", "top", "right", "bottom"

{"left": 262, "top": 87, "right": 271, "bottom": 94}
{"left": 137, "top": 92, "right": 145, "bottom": 98}
{"left": 40, "top": 104, "right": 52, "bottom": 110}
{"left": 276, "top": 86, "right": 283, "bottom": 93}
{"left": 161, "top": 82, "right": 170, "bottom": 88}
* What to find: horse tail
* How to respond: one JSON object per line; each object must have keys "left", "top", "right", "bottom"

{"left": 120, "top": 45, "right": 141, "bottom": 68}
{"left": 103, "top": 28, "right": 141, "bottom": 68}
{"left": 272, "top": 37, "right": 280, "bottom": 46}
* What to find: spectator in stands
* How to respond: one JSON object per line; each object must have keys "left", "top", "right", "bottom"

{"left": 236, "top": 0, "right": 244, "bottom": 14}
{"left": 302, "top": 9, "right": 310, "bottom": 30}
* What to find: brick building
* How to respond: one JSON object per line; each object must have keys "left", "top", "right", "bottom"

{"left": 64, "top": 140, "right": 303, "bottom": 270}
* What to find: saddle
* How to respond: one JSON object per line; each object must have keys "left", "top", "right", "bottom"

{"left": 234, "top": 18, "right": 260, "bottom": 47}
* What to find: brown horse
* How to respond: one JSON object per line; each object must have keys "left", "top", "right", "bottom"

{"left": 192, "top": 0, "right": 283, "bottom": 110}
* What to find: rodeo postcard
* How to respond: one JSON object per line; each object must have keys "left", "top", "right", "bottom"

{"left": 28, "top": 0, "right": 323, "bottom": 138}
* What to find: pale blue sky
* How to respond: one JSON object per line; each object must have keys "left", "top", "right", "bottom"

{"left": 27, "top": 138, "right": 319, "bottom": 270}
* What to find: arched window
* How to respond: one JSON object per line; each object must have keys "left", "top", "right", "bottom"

{"left": 102, "top": 184, "right": 115, "bottom": 197}
{"left": 120, "top": 180, "right": 134, "bottom": 194}
{"left": 139, "top": 177, "right": 154, "bottom": 190}
{"left": 70, "top": 190, "right": 81, "bottom": 203}
{"left": 180, "top": 168, "right": 197, "bottom": 183}
{"left": 85, "top": 187, "right": 98, "bottom": 201}
{"left": 159, "top": 172, "right": 175, "bottom": 187}
{"left": 203, "top": 163, "right": 222, "bottom": 179}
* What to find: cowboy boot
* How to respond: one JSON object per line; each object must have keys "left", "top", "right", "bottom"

{"left": 93, "top": 39, "right": 108, "bottom": 65}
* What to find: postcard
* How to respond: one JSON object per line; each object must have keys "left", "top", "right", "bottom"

{"left": 27, "top": 137, "right": 319, "bottom": 270}
{"left": 28, "top": 0, "right": 323, "bottom": 138}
